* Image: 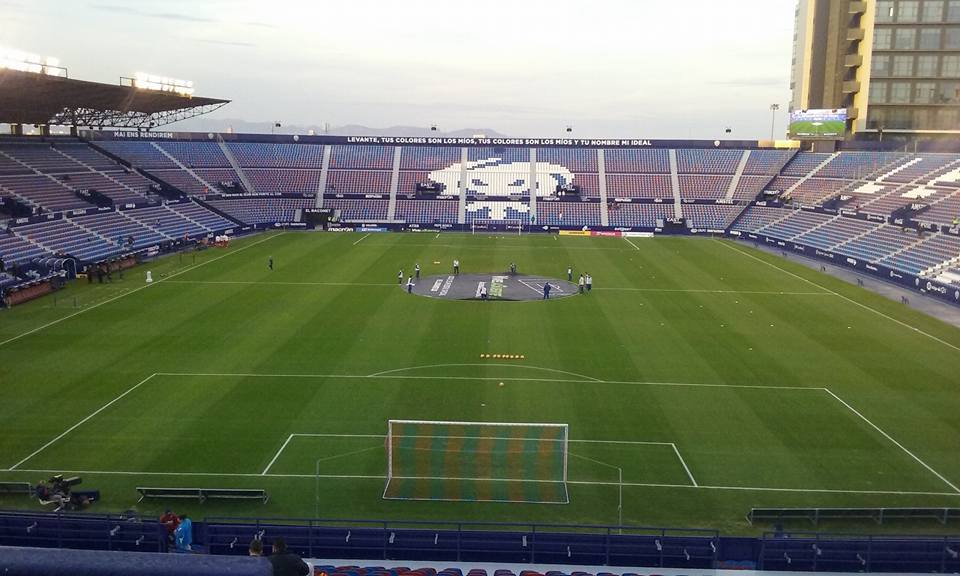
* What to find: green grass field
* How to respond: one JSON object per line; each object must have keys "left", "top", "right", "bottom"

{"left": 1, "top": 231, "right": 959, "bottom": 534}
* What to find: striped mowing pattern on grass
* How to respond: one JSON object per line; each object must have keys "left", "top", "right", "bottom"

{"left": 384, "top": 421, "right": 569, "bottom": 503}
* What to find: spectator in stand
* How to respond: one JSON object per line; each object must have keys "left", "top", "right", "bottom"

{"left": 268, "top": 537, "right": 309, "bottom": 576}
{"left": 0, "top": 256, "right": 5, "bottom": 273}
{"left": 174, "top": 514, "right": 193, "bottom": 552}
{"left": 249, "top": 538, "right": 263, "bottom": 556}
{"left": 159, "top": 509, "right": 180, "bottom": 543}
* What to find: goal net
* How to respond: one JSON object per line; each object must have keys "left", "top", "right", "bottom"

{"left": 383, "top": 420, "right": 569, "bottom": 504}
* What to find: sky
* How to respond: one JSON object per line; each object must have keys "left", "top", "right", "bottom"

{"left": 1, "top": 0, "right": 798, "bottom": 139}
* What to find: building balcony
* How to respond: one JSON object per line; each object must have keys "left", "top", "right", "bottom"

{"left": 844, "top": 54, "right": 863, "bottom": 68}
{"left": 846, "top": 28, "right": 865, "bottom": 41}
{"left": 842, "top": 80, "right": 861, "bottom": 93}
{"left": 849, "top": 1, "right": 867, "bottom": 14}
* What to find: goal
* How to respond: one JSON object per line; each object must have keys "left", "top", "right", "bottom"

{"left": 471, "top": 219, "right": 525, "bottom": 235}
{"left": 383, "top": 420, "right": 569, "bottom": 504}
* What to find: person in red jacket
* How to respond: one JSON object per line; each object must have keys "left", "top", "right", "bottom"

{"left": 159, "top": 509, "right": 180, "bottom": 543}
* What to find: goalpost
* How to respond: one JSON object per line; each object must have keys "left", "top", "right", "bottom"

{"left": 383, "top": 420, "right": 569, "bottom": 504}
{"left": 471, "top": 219, "right": 524, "bottom": 236}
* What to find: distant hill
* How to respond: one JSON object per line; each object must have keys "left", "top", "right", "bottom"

{"left": 173, "top": 118, "right": 508, "bottom": 138}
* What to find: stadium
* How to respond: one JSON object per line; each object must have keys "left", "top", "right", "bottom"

{"left": 1, "top": 1, "right": 960, "bottom": 574}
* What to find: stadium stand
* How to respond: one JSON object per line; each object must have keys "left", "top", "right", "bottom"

{"left": 784, "top": 178, "right": 852, "bottom": 206}
{"left": 835, "top": 224, "right": 924, "bottom": 263}
{"left": 605, "top": 175, "right": 672, "bottom": 199}
{"left": 677, "top": 175, "right": 731, "bottom": 200}
{"left": 568, "top": 173, "right": 600, "bottom": 198}
{"left": 326, "top": 171, "right": 392, "bottom": 195}
{"left": 158, "top": 142, "right": 231, "bottom": 168}
{"left": 54, "top": 171, "right": 149, "bottom": 205}
{"left": 395, "top": 200, "right": 459, "bottom": 224}
{"left": 168, "top": 201, "right": 238, "bottom": 231}
{"left": 325, "top": 198, "right": 389, "bottom": 221}
{"left": 228, "top": 142, "right": 325, "bottom": 168}
{"left": 536, "top": 202, "right": 602, "bottom": 226}
{"left": 0, "top": 174, "right": 88, "bottom": 212}
{"left": 793, "top": 216, "right": 880, "bottom": 251}
{"left": 741, "top": 149, "right": 793, "bottom": 175}
{"left": 125, "top": 205, "right": 211, "bottom": 239}
{"left": 732, "top": 176, "right": 772, "bottom": 201}
{"left": 730, "top": 206, "right": 795, "bottom": 233}
{"left": 917, "top": 191, "right": 960, "bottom": 225}
{"left": 467, "top": 148, "right": 530, "bottom": 164}
{"left": 71, "top": 211, "right": 167, "bottom": 251}
{"left": 676, "top": 149, "right": 742, "bottom": 174}
{"left": 205, "top": 197, "right": 313, "bottom": 224}
{"left": 96, "top": 141, "right": 180, "bottom": 169}
{"left": 781, "top": 152, "right": 833, "bottom": 177}
{"left": 606, "top": 203, "right": 674, "bottom": 227}
{"left": 602, "top": 148, "right": 670, "bottom": 173}
{"left": 536, "top": 148, "right": 598, "bottom": 173}
{"left": 10, "top": 218, "right": 120, "bottom": 262}
{"left": 757, "top": 210, "right": 834, "bottom": 240}
{"left": 881, "top": 154, "right": 960, "bottom": 184}
{"left": 811, "top": 151, "right": 904, "bottom": 179}
{"left": 881, "top": 233, "right": 960, "bottom": 275}
{"left": 330, "top": 145, "right": 395, "bottom": 170}
{"left": 148, "top": 169, "right": 214, "bottom": 196}
{"left": 683, "top": 204, "right": 744, "bottom": 231}
{"left": 400, "top": 146, "right": 461, "bottom": 171}
{"left": 0, "top": 229, "right": 50, "bottom": 265}
{"left": 464, "top": 201, "right": 530, "bottom": 223}
{"left": 244, "top": 169, "right": 322, "bottom": 194}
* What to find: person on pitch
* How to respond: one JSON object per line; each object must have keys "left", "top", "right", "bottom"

{"left": 586, "top": 273, "right": 593, "bottom": 292}
{"left": 543, "top": 282, "right": 552, "bottom": 300}
{"left": 415, "top": 263, "right": 421, "bottom": 279}
{"left": 406, "top": 276, "right": 414, "bottom": 294}
{"left": 398, "top": 269, "right": 404, "bottom": 284}
{"left": 268, "top": 256, "right": 273, "bottom": 271}
{"left": 453, "top": 259, "right": 460, "bottom": 275}
{"left": 567, "top": 266, "right": 573, "bottom": 281}
{"left": 578, "top": 273, "right": 585, "bottom": 294}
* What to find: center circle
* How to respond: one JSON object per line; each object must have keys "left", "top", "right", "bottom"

{"left": 408, "top": 273, "right": 580, "bottom": 301}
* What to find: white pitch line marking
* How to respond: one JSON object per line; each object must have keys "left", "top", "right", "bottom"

{"left": 164, "top": 280, "right": 395, "bottom": 287}
{"left": 366, "top": 363, "right": 603, "bottom": 382}
{"left": 352, "top": 233, "right": 371, "bottom": 245}
{"left": 8, "top": 468, "right": 959, "bottom": 497}
{"left": 8, "top": 373, "right": 159, "bottom": 470}
{"left": 671, "top": 443, "right": 698, "bottom": 487}
{"left": 261, "top": 433, "right": 295, "bottom": 475}
{"left": 624, "top": 237, "right": 641, "bottom": 251}
{"left": 0, "top": 232, "right": 283, "bottom": 349}
{"left": 824, "top": 388, "right": 960, "bottom": 494}
{"left": 155, "top": 371, "right": 819, "bottom": 390}
{"left": 595, "top": 287, "right": 830, "bottom": 295}
{"left": 718, "top": 239, "right": 960, "bottom": 354}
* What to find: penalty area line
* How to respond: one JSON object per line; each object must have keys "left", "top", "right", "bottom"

{"left": 352, "top": 233, "right": 371, "bottom": 245}
{"left": 8, "top": 373, "right": 159, "bottom": 470}
{"left": 824, "top": 388, "right": 960, "bottom": 494}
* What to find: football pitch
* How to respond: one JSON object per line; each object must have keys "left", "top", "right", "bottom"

{"left": 1, "top": 231, "right": 959, "bottom": 534}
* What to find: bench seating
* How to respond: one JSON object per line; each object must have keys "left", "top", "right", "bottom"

{"left": 748, "top": 507, "right": 960, "bottom": 525}
{"left": 0, "top": 481, "right": 33, "bottom": 495}
{"left": 136, "top": 487, "right": 268, "bottom": 504}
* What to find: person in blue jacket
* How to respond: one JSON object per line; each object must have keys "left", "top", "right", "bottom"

{"left": 174, "top": 514, "right": 193, "bottom": 552}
